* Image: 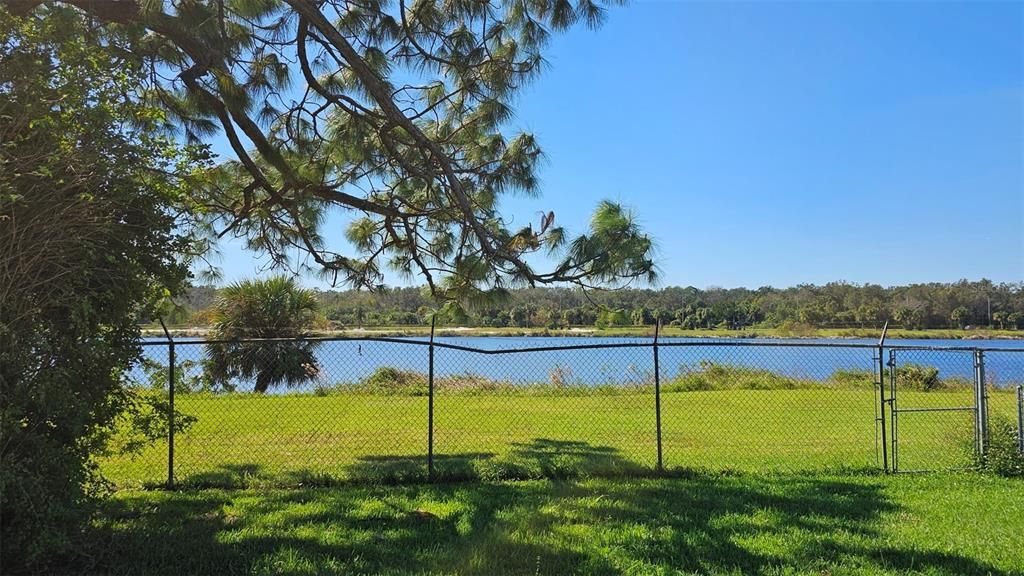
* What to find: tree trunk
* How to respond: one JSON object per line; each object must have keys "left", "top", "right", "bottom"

{"left": 254, "top": 371, "right": 272, "bottom": 394}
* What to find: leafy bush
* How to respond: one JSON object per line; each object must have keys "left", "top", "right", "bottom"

{"left": 974, "top": 417, "right": 1024, "bottom": 478}
{"left": 353, "top": 367, "right": 520, "bottom": 395}
{"left": 894, "top": 363, "right": 969, "bottom": 391}
{"left": 664, "top": 364, "right": 884, "bottom": 392}
{"left": 100, "top": 389, "right": 198, "bottom": 457}
{"left": 133, "top": 357, "right": 221, "bottom": 393}
{"left": 666, "top": 362, "right": 810, "bottom": 392}
{"left": 895, "top": 363, "right": 940, "bottom": 390}
{"left": 828, "top": 369, "right": 876, "bottom": 388}
{"left": 0, "top": 9, "right": 198, "bottom": 571}
{"left": 343, "top": 367, "right": 650, "bottom": 396}
{"left": 356, "top": 367, "right": 429, "bottom": 395}
{"left": 352, "top": 363, "right": 884, "bottom": 396}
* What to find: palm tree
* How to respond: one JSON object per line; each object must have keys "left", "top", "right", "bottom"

{"left": 205, "top": 276, "right": 320, "bottom": 393}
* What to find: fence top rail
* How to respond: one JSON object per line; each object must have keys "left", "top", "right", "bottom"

{"left": 887, "top": 344, "right": 1024, "bottom": 353}
{"left": 142, "top": 336, "right": 669, "bottom": 354}
{"left": 885, "top": 344, "right": 979, "bottom": 352}
{"left": 140, "top": 335, "right": 891, "bottom": 355}
{"left": 973, "top": 346, "right": 1024, "bottom": 353}
{"left": 656, "top": 340, "right": 880, "bottom": 350}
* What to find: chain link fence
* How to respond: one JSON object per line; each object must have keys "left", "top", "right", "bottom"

{"left": 99, "top": 335, "right": 1024, "bottom": 488}
{"left": 977, "top": 348, "right": 1024, "bottom": 460}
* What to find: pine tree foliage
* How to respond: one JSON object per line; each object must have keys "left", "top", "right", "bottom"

{"left": 9, "top": 0, "right": 656, "bottom": 307}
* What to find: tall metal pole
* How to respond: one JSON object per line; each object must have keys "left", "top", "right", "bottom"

{"left": 889, "top": 348, "right": 898, "bottom": 472}
{"left": 980, "top": 351, "right": 989, "bottom": 452}
{"left": 974, "top": 350, "right": 988, "bottom": 456}
{"left": 973, "top": 350, "right": 980, "bottom": 455}
{"left": 653, "top": 321, "right": 663, "bottom": 471}
{"left": 427, "top": 316, "right": 436, "bottom": 480}
{"left": 877, "top": 321, "right": 889, "bottom": 473}
{"left": 159, "top": 318, "right": 175, "bottom": 490}
{"left": 1017, "top": 385, "right": 1023, "bottom": 454}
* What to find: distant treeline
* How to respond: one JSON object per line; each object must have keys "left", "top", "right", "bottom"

{"left": 171, "top": 280, "right": 1024, "bottom": 330}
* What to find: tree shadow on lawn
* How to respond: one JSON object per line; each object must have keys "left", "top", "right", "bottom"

{"left": 179, "top": 463, "right": 265, "bottom": 488}
{"left": 85, "top": 440, "right": 1008, "bottom": 576}
{"left": 346, "top": 452, "right": 495, "bottom": 483}
{"left": 344, "top": 437, "right": 651, "bottom": 483}
{"left": 174, "top": 437, "right": 648, "bottom": 487}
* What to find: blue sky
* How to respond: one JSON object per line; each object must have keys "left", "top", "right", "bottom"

{"left": 208, "top": 0, "right": 1024, "bottom": 289}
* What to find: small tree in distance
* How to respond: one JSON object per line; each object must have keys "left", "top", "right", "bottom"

{"left": 205, "top": 276, "right": 321, "bottom": 393}
{"left": 950, "top": 306, "right": 970, "bottom": 329}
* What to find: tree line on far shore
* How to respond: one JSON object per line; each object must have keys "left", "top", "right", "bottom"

{"left": 170, "top": 279, "right": 1024, "bottom": 331}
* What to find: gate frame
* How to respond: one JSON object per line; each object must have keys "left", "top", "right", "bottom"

{"left": 885, "top": 346, "right": 988, "bottom": 473}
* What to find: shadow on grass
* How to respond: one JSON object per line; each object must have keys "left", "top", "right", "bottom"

{"left": 347, "top": 452, "right": 495, "bottom": 483}
{"left": 84, "top": 440, "right": 1011, "bottom": 576}
{"left": 474, "top": 438, "right": 651, "bottom": 480}
{"left": 174, "top": 438, "right": 653, "bottom": 488}
{"left": 181, "top": 463, "right": 264, "bottom": 488}
{"left": 347, "top": 438, "right": 649, "bottom": 483}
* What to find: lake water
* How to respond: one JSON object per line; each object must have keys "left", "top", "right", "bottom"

{"left": 138, "top": 336, "right": 1024, "bottom": 392}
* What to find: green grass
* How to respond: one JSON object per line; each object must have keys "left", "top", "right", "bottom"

{"left": 100, "top": 386, "right": 1019, "bottom": 488}
{"left": 91, "top": 372, "right": 1023, "bottom": 574}
{"left": 83, "top": 471, "right": 1024, "bottom": 575}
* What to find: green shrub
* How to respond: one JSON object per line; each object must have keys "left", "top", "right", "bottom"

{"left": 133, "top": 357, "right": 217, "bottom": 393}
{"left": 974, "top": 417, "right": 1024, "bottom": 478}
{"left": 356, "top": 366, "right": 429, "bottom": 395}
{"left": 895, "top": 363, "right": 968, "bottom": 391}
{"left": 0, "top": 9, "right": 197, "bottom": 570}
{"left": 828, "top": 369, "right": 875, "bottom": 388}
{"left": 100, "top": 389, "right": 198, "bottom": 457}
{"left": 343, "top": 367, "right": 653, "bottom": 396}
{"left": 665, "top": 362, "right": 811, "bottom": 392}
{"left": 664, "top": 364, "right": 885, "bottom": 392}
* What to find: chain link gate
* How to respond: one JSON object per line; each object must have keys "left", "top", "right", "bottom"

{"left": 885, "top": 347, "right": 983, "bottom": 473}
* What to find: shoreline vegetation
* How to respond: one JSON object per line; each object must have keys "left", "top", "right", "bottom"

{"left": 141, "top": 324, "right": 1024, "bottom": 340}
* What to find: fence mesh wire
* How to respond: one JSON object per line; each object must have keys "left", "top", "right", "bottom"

{"left": 887, "top": 348, "right": 978, "bottom": 472}
{"left": 659, "top": 343, "right": 880, "bottom": 472}
{"left": 980, "top": 349, "right": 1024, "bottom": 457}
{"left": 101, "top": 338, "right": 1024, "bottom": 487}
{"left": 434, "top": 342, "right": 657, "bottom": 479}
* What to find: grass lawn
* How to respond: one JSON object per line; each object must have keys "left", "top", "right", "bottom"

{"left": 100, "top": 389, "right": 1019, "bottom": 488}
{"left": 85, "top": 471, "right": 1024, "bottom": 575}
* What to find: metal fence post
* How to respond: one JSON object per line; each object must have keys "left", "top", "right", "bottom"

{"left": 427, "top": 317, "right": 436, "bottom": 480}
{"left": 974, "top": 348, "right": 983, "bottom": 455}
{"left": 888, "top": 349, "right": 898, "bottom": 472}
{"left": 653, "top": 321, "right": 663, "bottom": 471}
{"left": 973, "top": 349, "right": 988, "bottom": 457}
{"left": 1017, "top": 385, "right": 1023, "bottom": 454}
{"left": 159, "top": 319, "right": 175, "bottom": 490}
{"left": 877, "top": 322, "right": 889, "bottom": 473}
